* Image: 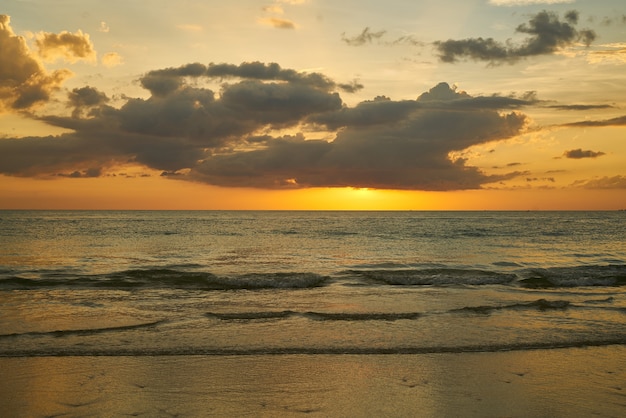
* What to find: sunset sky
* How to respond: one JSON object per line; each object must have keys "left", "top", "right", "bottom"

{"left": 1, "top": 0, "right": 625, "bottom": 210}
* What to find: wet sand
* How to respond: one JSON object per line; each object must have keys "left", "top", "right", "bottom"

{"left": 1, "top": 346, "right": 624, "bottom": 417}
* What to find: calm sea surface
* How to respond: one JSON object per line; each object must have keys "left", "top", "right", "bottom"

{"left": 1, "top": 210, "right": 625, "bottom": 356}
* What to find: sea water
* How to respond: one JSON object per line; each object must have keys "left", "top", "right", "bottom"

{"left": 0, "top": 210, "right": 625, "bottom": 357}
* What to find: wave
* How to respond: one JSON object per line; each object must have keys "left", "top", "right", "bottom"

{"left": 3, "top": 338, "right": 625, "bottom": 357}
{"left": 0, "top": 270, "right": 329, "bottom": 290}
{"left": 1, "top": 264, "right": 625, "bottom": 290}
{"left": 344, "top": 268, "right": 518, "bottom": 286}
{"left": 206, "top": 311, "right": 297, "bottom": 320}
{"left": 204, "top": 299, "right": 574, "bottom": 323}
{"left": 205, "top": 311, "right": 423, "bottom": 322}
{"left": 0, "top": 320, "right": 166, "bottom": 340}
{"left": 518, "top": 265, "right": 626, "bottom": 288}
{"left": 451, "top": 299, "right": 571, "bottom": 315}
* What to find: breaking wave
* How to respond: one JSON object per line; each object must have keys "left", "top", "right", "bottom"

{"left": 3, "top": 338, "right": 626, "bottom": 357}
{"left": 0, "top": 270, "right": 329, "bottom": 290}
{"left": 1, "top": 264, "right": 625, "bottom": 290}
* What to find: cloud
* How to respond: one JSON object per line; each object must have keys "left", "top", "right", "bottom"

{"left": 0, "top": 68, "right": 529, "bottom": 191}
{"left": 586, "top": 43, "right": 626, "bottom": 64}
{"left": 0, "top": 15, "right": 72, "bottom": 112}
{"left": 562, "top": 115, "right": 626, "bottom": 127}
{"left": 262, "top": 5, "right": 284, "bottom": 14}
{"left": 258, "top": 17, "right": 296, "bottom": 29}
{"left": 572, "top": 176, "right": 626, "bottom": 189}
{"left": 35, "top": 29, "right": 96, "bottom": 63}
{"left": 67, "top": 86, "right": 109, "bottom": 118}
{"left": 192, "top": 82, "right": 529, "bottom": 190}
{"left": 1, "top": 61, "right": 344, "bottom": 176}
{"left": 342, "top": 27, "right": 387, "bottom": 46}
{"left": 176, "top": 24, "right": 203, "bottom": 32}
{"left": 547, "top": 104, "right": 615, "bottom": 111}
{"left": 435, "top": 10, "right": 596, "bottom": 64}
{"left": 562, "top": 149, "right": 606, "bottom": 159}
{"left": 140, "top": 61, "right": 362, "bottom": 95}
{"left": 99, "top": 22, "right": 110, "bottom": 33}
{"left": 489, "top": 0, "right": 574, "bottom": 5}
{"left": 341, "top": 28, "right": 424, "bottom": 47}
{"left": 101, "top": 52, "right": 123, "bottom": 68}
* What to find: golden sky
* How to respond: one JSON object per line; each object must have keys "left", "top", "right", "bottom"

{"left": 1, "top": 0, "right": 625, "bottom": 209}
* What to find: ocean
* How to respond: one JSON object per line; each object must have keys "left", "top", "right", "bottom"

{"left": 1, "top": 210, "right": 625, "bottom": 416}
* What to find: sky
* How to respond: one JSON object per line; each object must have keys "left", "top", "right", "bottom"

{"left": 1, "top": 0, "right": 625, "bottom": 210}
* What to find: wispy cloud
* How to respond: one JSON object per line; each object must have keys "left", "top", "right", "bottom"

{"left": 489, "top": 0, "right": 575, "bottom": 5}
{"left": 101, "top": 52, "right": 123, "bottom": 68}
{"left": 562, "top": 115, "right": 626, "bottom": 127}
{"left": 341, "top": 27, "right": 423, "bottom": 47}
{"left": 572, "top": 176, "right": 626, "bottom": 189}
{"left": 546, "top": 104, "right": 615, "bottom": 111}
{"left": 342, "top": 27, "right": 387, "bottom": 46}
{"left": 258, "top": 17, "right": 296, "bottom": 29}
{"left": 176, "top": 24, "right": 203, "bottom": 32}
{"left": 586, "top": 43, "right": 626, "bottom": 64}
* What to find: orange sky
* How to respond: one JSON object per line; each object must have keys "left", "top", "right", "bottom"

{"left": 1, "top": 1, "right": 625, "bottom": 210}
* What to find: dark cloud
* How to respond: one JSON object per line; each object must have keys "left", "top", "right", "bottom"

{"left": 309, "top": 82, "right": 534, "bottom": 130}
{"left": 67, "top": 86, "right": 109, "bottom": 118}
{"left": 0, "top": 15, "right": 72, "bottom": 112}
{"left": 35, "top": 29, "right": 96, "bottom": 63}
{"left": 1, "top": 61, "right": 344, "bottom": 177}
{"left": 342, "top": 27, "right": 387, "bottom": 46}
{"left": 562, "top": 115, "right": 626, "bottom": 127}
{"left": 191, "top": 82, "right": 528, "bottom": 190}
{"left": 563, "top": 149, "right": 605, "bottom": 159}
{"left": 139, "top": 61, "right": 362, "bottom": 95}
{"left": 547, "top": 104, "right": 615, "bottom": 111}
{"left": 435, "top": 10, "right": 596, "bottom": 64}
{"left": 0, "top": 73, "right": 529, "bottom": 191}
{"left": 57, "top": 167, "right": 102, "bottom": 178}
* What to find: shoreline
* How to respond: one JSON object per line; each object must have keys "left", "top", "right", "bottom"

{"left": 2, "top": 345, "right": 624, "bottom": 417}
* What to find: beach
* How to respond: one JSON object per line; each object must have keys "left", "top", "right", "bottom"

{"left": 1, "top": 210, "right": 625, "bottom": 417}
{"left": 1, "top": 346, "right": 625, "bottom": 417}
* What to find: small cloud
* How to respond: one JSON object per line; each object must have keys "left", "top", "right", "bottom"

{"left": 342, "top": 27, "right": 387, "bottom": 46}
{"left": 262, "top": 5, "right": 284, "bottom": 14}
{"left": 562, "top": 115, "right": 626, "bottom": 127}
{"left": 563, "top": 149, "right": 606, "bottom": 159}
{"left": 35, "top": 29, "right": 96, "bottom": 63}
{"left": 99, "top": 21, "right": 110, "bottom": 33}
{"left": 176, "top": 24, "right": 203, "bottom": 32}
{"left": 101, "top": 52, "right": 123, "bottom": 68}
{"left": 547, "top": 104, "right": 615, "bottom": 111}
{"left": 57, "top": 167, "right": 102, "bottom": 178}
{"left": 258, "top": 17, "right": 296, "bottom": 29}
{"left": 337, "top": 80, "right": 364, "bottom": 93}
{"left": 572, "top": 175, "right": 626, "bottom": 189}
{"left": 67, "top": 86, "right": 109, "bottom": 118}
{"left": 489, "top": 0, "right": 574, "bottom": 5}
